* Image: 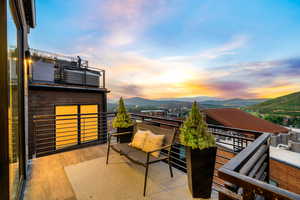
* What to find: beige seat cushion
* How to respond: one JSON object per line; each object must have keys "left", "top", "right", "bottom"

{"left": 130, "top": 130, "right": 149, "bottom": 150}
{"left": 142, "top": 131, "right": 165, "bottom": 158}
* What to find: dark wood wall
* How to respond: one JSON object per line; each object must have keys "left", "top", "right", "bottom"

{"left": 28, "top": 87, "right": 107, "bottom": 157}
{"left": 215, "top": 148, "right": 236, "bottom": 186}
{"left": 270, "top": 159, "right": 300, "bottom": 194}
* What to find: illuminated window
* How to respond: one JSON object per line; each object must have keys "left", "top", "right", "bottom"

{"left": 55, "top": 104, "right": 99, "bottom": 149}
{"left": 80, "top": 105, "right": 98, "bottom": 143}
{"left": 55, "top": 105, "right": 78, "bottom": 149}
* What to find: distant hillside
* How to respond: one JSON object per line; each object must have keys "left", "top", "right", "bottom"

{"left": 124, "top": 97, "right": 238, "bottom": 108}
{"left": 108, "top": 97, "right": 268, "bottom": 111}
{"left": 124, "top": 97, "right": 192, "bottom": 107}
{"left": 157, "top": 97, "right": 267, "bottom": 107}
{"left": 157, "top": 96, "right": 224, "bottom": 102}
{"left": 107, "top": 97, "right": 232, "bottom": 112}
{"left": 201, "top": 98, "right": 268, "bottom": 107}
{"left": 246, "top": 91, "right": 300, "bottom": 116}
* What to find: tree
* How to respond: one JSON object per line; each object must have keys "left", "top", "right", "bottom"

{"left": 180, "top": 102, "right": 216, "bottom": 149}
{"left": 112, "top": 97, "right": 133, "bottom": 128}
{"left": 263, "top": 114, "right": 284, "bottom": 125}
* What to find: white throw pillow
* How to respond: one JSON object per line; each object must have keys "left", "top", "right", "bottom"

{"left": 130, "top": 130, "right": 149, "bottom": 149}
{"left": 142, "top": 131, "right": 165, "bottom": 158}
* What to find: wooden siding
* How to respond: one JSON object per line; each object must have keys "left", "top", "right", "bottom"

{"left": 28, "top": 87, "right": 107, "bottom": 157}
{"left": 270, "top": 159, "right": 300, "bottom": 195}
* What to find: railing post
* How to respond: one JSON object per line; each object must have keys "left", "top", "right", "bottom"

{"left": 103, "top": 70, "right": 105, "bottom": 88}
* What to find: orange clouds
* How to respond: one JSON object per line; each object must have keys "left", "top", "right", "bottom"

{"left": 252, "top": 83, "right": 300, "bottom": 99}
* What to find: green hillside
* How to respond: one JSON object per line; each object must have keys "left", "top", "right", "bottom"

{"left": 246, "top": 91, "right": 300, "bottom": 116}
{"left": 201, "top": 98, "right": 267, "bottom": 107}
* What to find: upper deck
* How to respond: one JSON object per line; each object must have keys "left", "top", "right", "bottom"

{"left": 28, "top": 48, "right": 106, "bottom": 89}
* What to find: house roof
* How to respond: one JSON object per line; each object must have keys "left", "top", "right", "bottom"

{"left": 202, "top": 108, "right": 289, "bottom": 134}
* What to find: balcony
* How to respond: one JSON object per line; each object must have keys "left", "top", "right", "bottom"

{"left": 24, "top": 112, "right": 300, "bottom": 200}
{"left": 28, "top": 48, "right": 106, "bottom": 90}
{"left": 24, "top": 144, "right": 219, "bottom": 200}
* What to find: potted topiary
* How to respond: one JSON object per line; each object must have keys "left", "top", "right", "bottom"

{"left": 112, "top": 97, "right": 134, "bottom": 143}
{"left": 180, "top": 102, "right": 217, "bottom": 198}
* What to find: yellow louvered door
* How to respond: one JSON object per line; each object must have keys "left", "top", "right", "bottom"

{"left": 80, "top": 105, "right": 98, "bottom": 143}
{"left": 55, "top": 105, "right": 78, "bottom": 149}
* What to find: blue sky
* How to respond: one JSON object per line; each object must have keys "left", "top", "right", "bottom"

{"left": 30, "top": 0, "right": 300, "bottom": 99}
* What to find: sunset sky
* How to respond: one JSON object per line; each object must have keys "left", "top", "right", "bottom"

{"left": 30, "top": 0, "right": 300, "bottom": 100}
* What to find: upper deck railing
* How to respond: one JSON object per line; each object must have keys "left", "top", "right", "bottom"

{"left": 28, "top": 48, "right": 106, "bottom": 89}
{"left": 30, "top": 48, "right": 89, "bottom": 66}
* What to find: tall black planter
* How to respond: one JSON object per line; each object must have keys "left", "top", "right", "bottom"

{"left": 117, "top": 126, "right": 133, "bottom": 143}
{"left": 185, "top": 146, "right": 217, "bottom": 198}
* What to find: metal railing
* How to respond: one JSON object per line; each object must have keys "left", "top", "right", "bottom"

{"left": 129, "top": 113, "right": 257, "bottom": 191}
{"left": 30, "top": 48, "right": 89, "bottom": 66}
{"left": 218, "top": 133, "right": 300, "bottom": 200}
{"left": 32, "top": 111, "right": 254, "bottom": 192}
{"left": 31, "top": 112, "right": 300, "bottom": 199}
{"left": 32, "top": 112, "right": 115, "bottom": 157}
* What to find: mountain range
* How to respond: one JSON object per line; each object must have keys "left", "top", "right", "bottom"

{"left": 118, "top": 97, "right": 268, "bottom": 108}
{"left": 156, "top": 96, "right": 224, "bottom": 102}
{"left": 124, "top": 97, "right": 191, "bottom": 107}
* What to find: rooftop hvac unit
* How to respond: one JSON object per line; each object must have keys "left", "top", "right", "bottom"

{"left": 32, "top": 60, "right": 55, "bottom": 82}
{"left": 62, "top": 69, "right": 100, "bottom": 87}
{"left": 270, "top": 135, "right": 280, "bottom": 147}
{"left": 290, "top": 141, "right": 300, "bottom": 153}
{"left": 279, "top": 134, "right": 289, "bottom": 145}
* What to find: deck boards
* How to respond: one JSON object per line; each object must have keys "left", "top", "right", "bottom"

{"left": 23, "top": 144, "right": 218, "bottom": 200}
{"left": 23, "top": 145, "right": 113, "bottom": 200}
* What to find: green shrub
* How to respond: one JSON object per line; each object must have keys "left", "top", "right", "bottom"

{"left": 180, "top": 102, "right": 216, "bottom": 149}
{"left": 112, "top": 97, "right": 133, "bottom": 128}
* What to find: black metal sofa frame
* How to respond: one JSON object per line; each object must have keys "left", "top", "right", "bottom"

{"left": 106, "top": 122, "right": 176, "bottom": 196}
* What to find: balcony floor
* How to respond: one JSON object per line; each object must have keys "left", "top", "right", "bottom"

{"left": 24, "top": 144, "right": 218, "bottom": 200}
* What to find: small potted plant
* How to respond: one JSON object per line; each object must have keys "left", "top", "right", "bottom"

{"left": 112, "top": 97, "right": 134, "bottom": 143}
{"left": 180, "top": 102, "right": 216, "bottom": 198}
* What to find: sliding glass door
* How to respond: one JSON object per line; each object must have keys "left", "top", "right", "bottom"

{"left": 1, "top": 0, "right": 30, "bottom": 199}
{"left": 6, "top": 1, "right": 24, "bottom": 199}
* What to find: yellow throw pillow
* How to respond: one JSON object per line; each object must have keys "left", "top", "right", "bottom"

{"left": 130, "top": 130, "right": 149, "bottom": 149}
{"left": 142, "top": 131, "right": 165, "bottom": 158}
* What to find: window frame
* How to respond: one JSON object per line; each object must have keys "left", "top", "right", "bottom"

{"left": 0, "top": 0, "right": 26, "bottom": 199}
{"left": 54, "top": 104, "right": 100, "bottom": 149}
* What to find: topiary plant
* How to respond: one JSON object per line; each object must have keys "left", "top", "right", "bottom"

{"left": 180, "top": 101, "right": 216, "bottom": 150}
{"left": 112, "top": 97, "right": 133, "bottom": 128}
